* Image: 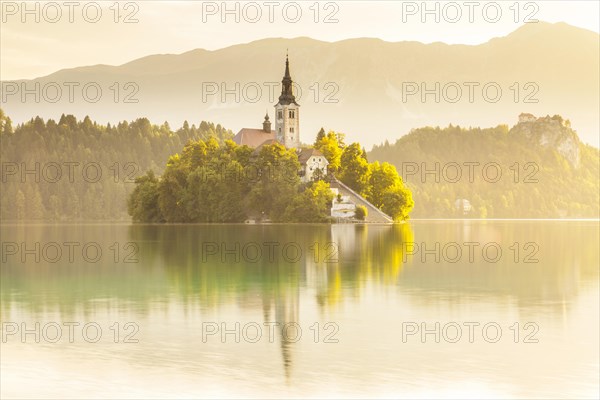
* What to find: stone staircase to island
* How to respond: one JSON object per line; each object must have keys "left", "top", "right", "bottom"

{"left": 331, "top": 178, "right": 394, "bottom": 224}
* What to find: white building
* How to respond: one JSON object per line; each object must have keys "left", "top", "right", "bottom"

{"left": 455, "top": 198, "right": 472, "bottom": 215}
{"left": 331, "top": 194, "right": 356, "bottom": 218}
{"left": 297, "top": 148, "right": 329, "bottom": 183}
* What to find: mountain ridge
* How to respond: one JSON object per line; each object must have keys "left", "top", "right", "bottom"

{"left": 12, "top": 22, "right": 599, "bottom": 80}
{"left": 2, "top": 22, "right": 598, "bottom": 147}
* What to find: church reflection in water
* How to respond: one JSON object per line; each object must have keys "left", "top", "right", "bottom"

{"left": 1, "top": 222, "right": 598, "bottom": 377}
{"left": 128, "top": 223, "right": 416, "bottom": 377}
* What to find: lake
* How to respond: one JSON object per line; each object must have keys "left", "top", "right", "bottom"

{"left": 1, "top": 221, "right": 598, "bottom": 399}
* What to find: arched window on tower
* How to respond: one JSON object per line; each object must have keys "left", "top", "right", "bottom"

{"left": 289, "top": 110, "right": 295, "bottom": 119}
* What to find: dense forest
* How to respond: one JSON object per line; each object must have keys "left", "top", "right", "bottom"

{"left": 0, "top": 109, "right": 233, "bottom": 221}
{"left": 2, "top": 109, "right": 597, "bottom": 221}
{"left": 0, "top": 110, "right": 413, "bottom": 222}
{"left": 369, "top": 116, "right": 600, "bottom": 218}
{"left": 127, "top": 130, "right": 413, "bottom": 223}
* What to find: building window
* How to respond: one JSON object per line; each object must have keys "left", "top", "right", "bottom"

{"left": 290, "top": 127, "right": 294, "bottom": 133}
{"left": 289, "top": 110, "right": 295, "bottom": 118}
{"left": 278, "top": 111, "right": 283, "bottom": 119}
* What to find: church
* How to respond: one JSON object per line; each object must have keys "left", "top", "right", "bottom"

{"left": 233, "top": 55, "right": 328, "bottom": 183}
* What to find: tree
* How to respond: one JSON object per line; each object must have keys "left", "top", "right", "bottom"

{"left": 314, "top": 128, "right": 326, "bottom": 146}
{"left": 283, "top": 181, "right": 333, "bottom": 222}
{"left": 339, "top": 143, "right": 369, "bottom": 193}
{"left": 365, "top": 161, "right": 400, "bottom": 208}
{"left": 66, "top": 187, "right": 80, "bottom": 220}
{"left": 336, "top": 132, "right": 346, "bottom": 148}
{"left": 128, "top": 170, "right": 164, "bottom": 222}
{"left": 211, "top": 160, "right": 248, "bottom": 222}
{"left": 312, "top": 167, "right": 326, "bottom": 182}
{"left": 362, "top": 161, "right": 414, "bottom": 221}
{"left": 25, "top": 185, "right": 46, "bottom": 220}
{"left": 1, "top": 111, "right": 235, "bottom": 221}
{"left": 15, "top": 189, "right": 25, "bottom": 220}
{"left": 381, "top": 185, "right": 414, "bottom": 221}
{"left": 158, "top": 155, "right": 189, "bottom": 222}
{"left": 4, "top": 116, "right": 12, "bottom": 135}
{"left": 354, "top": 205, "right": 367, "bottom": 221}
{"left": 248, "top": 142, "right": 301, "bottom": 221}
{"left": 0, "top": 108, "right": 13, "bottom": 135}
{"left": 315, "top": 131, "right": 342, "bottom": 173}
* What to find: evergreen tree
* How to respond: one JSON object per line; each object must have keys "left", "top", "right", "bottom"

{"left": 314, "top": 128, "right": 326, "bottom": 146}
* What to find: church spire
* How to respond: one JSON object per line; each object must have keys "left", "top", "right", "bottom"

{"left": 278, "top": 53, "right": 298, "bottom": 106}
{"left": 274, "top": 51, "right": 300, "bottom": 149}
{"left": 284, "top": 51, "right": 291, "bottom": 80}
{"left": 262, "top": 111, "right": 271, "bottom": 132}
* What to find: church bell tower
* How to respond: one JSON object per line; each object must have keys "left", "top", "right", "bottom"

{"left": 275, "top": 54, "right": 300, "bottom": 149}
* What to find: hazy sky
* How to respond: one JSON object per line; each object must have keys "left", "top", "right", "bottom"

{"left": 1, "top": 0, "right": 599, "bottom": 80}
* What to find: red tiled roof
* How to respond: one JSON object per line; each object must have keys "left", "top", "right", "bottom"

{"left": 233, "top": 129, "right": 276, "bottom": 148}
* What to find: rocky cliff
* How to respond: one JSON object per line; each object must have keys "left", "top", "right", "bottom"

{"left": 510, "top": 115, "right": 581, "bottom": 167}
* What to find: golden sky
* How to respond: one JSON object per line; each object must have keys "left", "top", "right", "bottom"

{"left": 1, "top": 0, "right": 599, "bottom": 80}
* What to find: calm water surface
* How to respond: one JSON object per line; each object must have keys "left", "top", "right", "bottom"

{"left": 1, "top": 221, "right": 598, "bottom": 399}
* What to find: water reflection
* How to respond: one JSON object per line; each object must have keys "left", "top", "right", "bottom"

{"left": 1, "top": 221, "right": 598, "bottom": 398}
{"left": 2, "top": 222, "right": 596, "bottom": 315}
{"left": 125, "top": 223, "right": 416, "bottom": 379}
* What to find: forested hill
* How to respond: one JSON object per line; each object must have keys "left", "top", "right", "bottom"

{"left": 368, "top": 115, "right": 600, "bottom": 218}
{"left": 2, "top": 109, "right": 598, "bottom": 221}
{"left": 0, "top": 110, "right": 233, "bottom": 221}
